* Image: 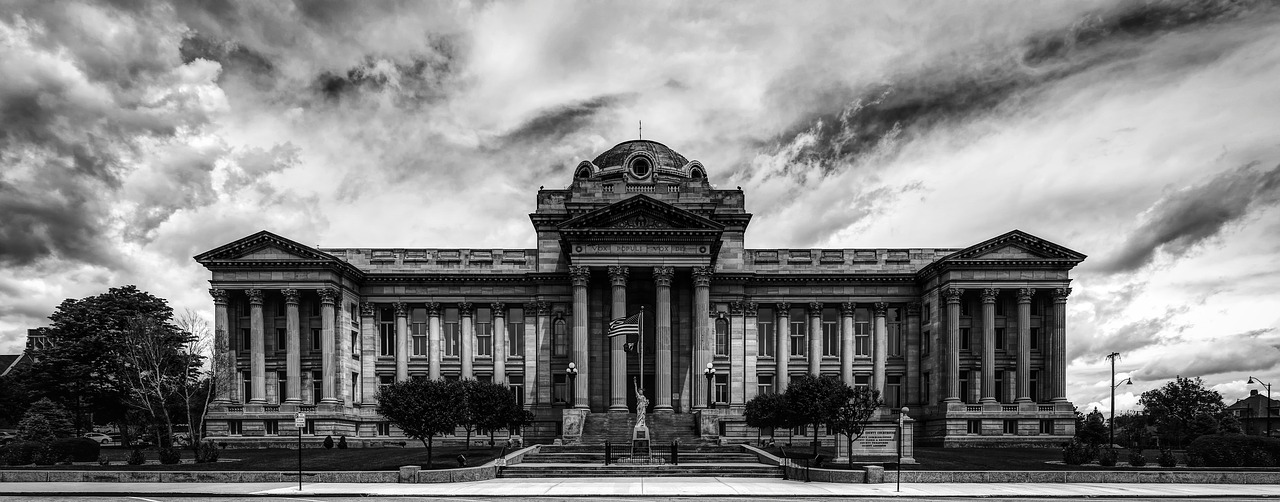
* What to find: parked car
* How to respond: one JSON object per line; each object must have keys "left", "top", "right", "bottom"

{"left": 0, "top": 432, "right": 15, "bottom": 445}
{"left": 82, "top": 432, "right": 113, "bottom": 445}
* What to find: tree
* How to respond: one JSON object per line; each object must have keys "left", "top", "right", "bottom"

{"left": 173, "top": 309, "right": 223, "bottom": 450}
{"left": 470, "top": 381, "right": 520, "bottom": 446}
{"left": 17, "top": 398, "right": 74, "bottom": 442}
{"left": 376, "top": 379, "right": 462, "bottom": 468}
{"left": 1077, "top": 408, "right": 1108, "bottom": 446}
{"left": 116, "top": 314, "right": 197, "bottom": 447}
{"left": 744, "top": 392, "right": 790, "bottom": 444}
{"left": 784, "top": 375, "right": 855, "bottom": 456}
{"left": 828, "top": 386, "right": 883, "bottom": 468}
{"left": 1139, "top": 376, "right": 1228, "bottom": 449}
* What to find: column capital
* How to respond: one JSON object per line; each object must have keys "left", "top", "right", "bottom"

{"left": 941, "top": 287, "right": 964, "bottom": 304}
{"left": 729, "top": 301, "right": 745, "bottom": 316}
{"left": 569, "top": 266, "right": 591, "bottom": 287}
{"left": 906, "top": 302, "right": 922, "bottom": 317}
{"left": 523, "top": 301, "right": 539, "bottom": 314}
{"left": 807, "top": 302, "right": 823, "bottom": 316}
{"left": 692, "top": 266, "right": 713, "bottom": 287}
{"left": 607, "top": 265, "right": 629, "bottom": 286}
{"left": 536, "top": 301, "right": 552, "bottom": 316}
{"left": 491, "top": 302, "right": 506, "bottom": 316}
{"left": 873, "top": 302, "right": 888, "bottom": 317}
{"left": 1016, "top": 288, "right": 1036, "bottom": 304}
{"left": 981, "top": 288, "right": 998, "bottom": 304}
{"left": 360, "top": 302, "right": 377, "bottom": 317}
{"left": 458, "top": 302, "right": 474, "bottom": 317}
{"left": 247, "top": 289, "right": 264, "bottom": 305}
{"left": 1052, "top": 287, "right": 1072, "bottom": 303}
{"left": 393, "top": 302, "right": 408, "bottom": 317}
{"left": 425, "top": 302, "right": 442, "bottom": 316}
{"left": 841, "top": 301, "right": 856, "bottom": 316}
{"left": 653, "top": 266, "right": 675, "bottom": 287}
{"left": 318, "top": 287, "right": 339, "bottom": 305}
{"left": 209, "top": 288, "right": 229, "bottom": 305}
{"left": 743, "top": 301, "right": 758, "bottom": 317}
{"left": 776, "top": 302, "right": 791, "bottom": 315}
{"left": 282, "top": 288, "right": 300, "bottom": 305}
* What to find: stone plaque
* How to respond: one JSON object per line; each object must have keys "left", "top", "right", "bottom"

{"left": 849, "top": 429, "right": 898, "bottom": 456}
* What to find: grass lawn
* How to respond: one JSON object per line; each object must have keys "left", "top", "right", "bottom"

{"left": 17, "top": 445, "right": 506, "bottom": 471}
{"left": 764, "top": 446, "right": 1237, "bottom": 471}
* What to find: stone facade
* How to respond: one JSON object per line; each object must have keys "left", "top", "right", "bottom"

{"left": 195, "top": 140, "right": 1085, "bottom": 447}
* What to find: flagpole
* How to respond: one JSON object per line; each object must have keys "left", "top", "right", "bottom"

{"left": 639, "top": 306, "right": 645, "bottom": 411}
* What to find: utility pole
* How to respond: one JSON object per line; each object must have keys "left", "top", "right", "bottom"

{"left": 1107, "top": 352, "right": 1119, "bottom": 447}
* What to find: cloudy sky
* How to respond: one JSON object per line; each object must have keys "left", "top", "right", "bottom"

{"left": 3, "top": 0, "right": 1279, "bottom": 414}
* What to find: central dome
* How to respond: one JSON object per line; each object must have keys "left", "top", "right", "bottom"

{"left": 591, "top": 140, "right": 690, "bottom": 170}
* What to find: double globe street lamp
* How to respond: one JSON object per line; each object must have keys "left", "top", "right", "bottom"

{"left": 566, "top": 362, "right": 578, "bottom": 408}
{"left": 704, "top": 363, "right": 716, "bottom": 409}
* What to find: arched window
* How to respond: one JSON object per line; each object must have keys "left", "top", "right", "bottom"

{"left": 690, "top": 167, "right": 704, "bottom": 180}
{"left": 715, "top": 317, "right": 729, "bottom": 356}
{"left": 553, "top": 318, "right": 568, "bottom": 356}
{"left": 575, "top": 167, "right": 591, "bottom": 179}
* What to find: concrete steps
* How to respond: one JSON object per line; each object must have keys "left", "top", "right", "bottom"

{"left": 580, "top": 412, "right": 701, "bottom": 445}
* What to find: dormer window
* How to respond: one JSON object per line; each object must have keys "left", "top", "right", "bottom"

{"left": 690, "top": 167, "right": 704, "bottom": 180}
{"left": 629, "top": 156, "right": 652, "bottom": 179}
{"left": 575, "top": 166, "right": 592, "bottom": 180}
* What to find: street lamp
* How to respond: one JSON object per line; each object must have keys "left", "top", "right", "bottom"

{"left": 1248, "top": 376, "right": 1271, "bottom": 437}
{"left": 897, "top": 406, "right": 908, "bottom": 493}
{"left": 1106, "top": 352, "right": 1131, "bottom": 447}
{"left": 704, "top": 362, "right": 716, "bottom": 409}
{"left": 566, "top": 362, "right": 578, "bottom": 408}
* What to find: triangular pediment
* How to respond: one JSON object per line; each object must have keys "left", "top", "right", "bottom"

{"left": 942, "top": 230, "right": 1087, "bottom": 262}
{"left": 558, "top": 195, "right": 725, "bottom": 231}
{"left": 195, "top": 231, "right": 337, "bottom": 263}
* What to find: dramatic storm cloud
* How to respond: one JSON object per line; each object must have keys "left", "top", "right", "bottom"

{"left": 2, "top": 0, "right": 1279, "bottom": 415}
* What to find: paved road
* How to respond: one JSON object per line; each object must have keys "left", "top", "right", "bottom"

{"left": 0, "top": 498, "right": 1276, "bottom": 502}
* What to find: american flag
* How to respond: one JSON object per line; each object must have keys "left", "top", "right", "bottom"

{"left": 608, "top": 313, "right": 641, "bottom": 338}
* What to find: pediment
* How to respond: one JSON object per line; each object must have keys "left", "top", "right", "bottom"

{"left": 943, "top": 230, "right": 1086, "bottom": 262}
{"left": 558, "top": 195, "right": 725, "bottom": 231}
{"left": 195, "top": 231, "right": 337, "bottom": 263}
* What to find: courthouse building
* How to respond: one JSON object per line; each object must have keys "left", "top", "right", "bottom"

{"left": 196, "top": 140, "right": 1085, "bottom": 446}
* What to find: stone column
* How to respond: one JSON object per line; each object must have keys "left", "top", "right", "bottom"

{"left": 492, "top": 302, "right": 507, "bottom": 384}
{"left": 1015, "top": 288, "right": 1035, "bottom": 403}
{"left": 319, "top": 287, "right": 338, "bottom": 404}
{"left": 942, "top": 287, "right": 963, "bottom": 404}
{"left": 840, "top": 302, "right": 855, "bottom": 386}
{"left": 247, "top": 289, "right": 266, "bottom": 404}
{"left": 360, "top": 302, "right": 377, "bottom": 401}
{"left": 776, "top": 304, "right": 790, "bottom": 392}
{"left": 426, "top": 303, "right": 442, "bottom": 380}
{"left": 523, "top": 301, "right": 539, "bottom": 406}
{"left": 534, "top": 301, "right": 552, "bottom": 406}
{"left": 729, "top": 301, "right": 746, "bottom": 405}
{"left": 743, "top": 301, "right": 759, "bottom": 402}
{"left": 807, "top": 302, "right": 822, "bottom": 376}
{"left": 283, "top": 289, "right": 301, "bottom": 404}
{"left": 873, "top": 302, "right": 888, "bottom": 394}
{"left": 459, "top": 302, "right": 474, "bottom": 379}
{"left": 905, "top": 303, "right": 922, "bottom": 405}
{"left": 654, "top": 266, "right": 675, "bottom": 412}
{"left": 209, "top": 289, "right": 232, "bottom": 404}
{"left": 570, "top": 266, "right": 590, "bottom": 409}
{"left": 980, "top": 289, "right": 997, "bottom": 403}
{"left": 608, "top": 265, "right": 629, "bottom": 412}
{"left": 1051, "top": 288, "right": 1071, "bottom": 403}
{"left": 394, "top": 302, "right": 409, "bottom": 382}
{"left": 692, "top": 266, "right": 712, "bottom": 408}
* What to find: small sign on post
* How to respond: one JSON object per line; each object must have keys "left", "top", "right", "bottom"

{"left": 295, "top": 412, "right": 306, "bottom": 428}
{"left": 295, "top": 412, "right": 305, "bottom": 491}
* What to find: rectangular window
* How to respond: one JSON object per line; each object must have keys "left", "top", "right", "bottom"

{"left": 275, "top": 299, "right": 285, "bottom": 317}
{"left": 714, "top": 374, "right": 728, "bottom": 404}
{"left": 995, "top": 298, "right": 1006, "bottom": 316}
{"left": 374, "top": 422, "right": 390, "bottom": 436}
{"left": 276, "top": 328, "right": 286, "bottom": 352}
{"left": 923, "top": 303, "right": 931, "bottom": 323}
{"left": 789, "top": 308, "right": 806, "bottom": 357}
{"left": 352, "top": 371, "right": 359, "bottom": 403}
{"left": 995, "top": 327, "right": 1006, "bottom": 351}
{"left": 507, "top": 308, "right": 525, "bottom": 357}
{"left": 265, "top": 420, "right": 279, "bottom": 436}
{"left": 922, "top": 330, "right": 931, "bottom": 356}
{"left": 1030, "top": 370, "right": 1041, "bottom": 402}
{"left": 854, "top": 307, "right": 871, "bottom": 356}
{"left": 886, "top": 375, "right": 902, "bottom": 409}
{"left": 1030, "top": 327, "right": 1041, "bottom": 350}
{"left": 509, "top": 375, "right": 525, "bottom": 408}
{"left": 995, "top": 370, "right": 1007, "bottom": 403}
{"left": 309, "top": 299, "right": 320, "bottom": 317}
{"left": 1039, "top": 419, "right": 1054, "bottom": 435}
{"left": 411, "top": 307, "right": 428, "bottom": 356}
{"left": 961, "top": 328, "right": 973, "bottom": 351}
{"left": 715, "top": 318, "right": 730, "bottom": 357}
{"left": 378, "top": 374, "right": 393, "bottom": 392}
{"left": 887, "top": 307, "right": 902, "bottom": 357}
{"left": 445, "top": 307, "right": 461, "bottom": 357}
{"left": 959, "top": 370, "right": 971, "bottom": 404}
{"left": 1003, "top": 419, "right": 1018, "bottom": 435}
{"left": 304, "top": 419, "right": 316, "bottom": 436}
{"left": 552, "top": 317, "right": 568, "bottom": 357}
{"left": 553, "top": 374, "right": 568, "bottom": 404}
{"left": 821, "top": 307, "right": 839, "bottom": 357}
{"left": 923, "top": 372, "right": 931, "bottom": 404}
{"left": 240, "top": 328, "right": 250, "bottom": 352}
{"left": 475, "top": 307, "right": 493, "bottom": 358}
{"left": 961, "top": 299, "right": 971, "bottom": 317}
{"left": 379, "top": 307, "right": 395, "bottom": 357}
{"left": 351, "top": 330, "right": 359, "bottom": 358}
{"left": 757, "top": 307, "right": 774, "bottom": 358}
{"left": 854, "top": 374, "right": 870, "bottom": 389}
{"left": 311, "top": 328, "right": 321, "bottom": 352}
{"left": 312, "top": 370, "right": 323, "bottom": 405}
{"left": 276, "top": 371, "right": 287, "bottom": 403}
{"left": 757, "top": 374, "right": 774, "bottom": 395}
{"left": 228, "top": 420, "right": 243, "bottom": 436}
{"left": 967, "top": 419, "right": 981, "bottom": 435}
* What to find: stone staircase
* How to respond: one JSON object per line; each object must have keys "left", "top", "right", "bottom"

{"left": 580, "top": 412, "right": 700, "bottom": 445}
{"left": 499, "top": 444, "right": 783, "bottom": 478}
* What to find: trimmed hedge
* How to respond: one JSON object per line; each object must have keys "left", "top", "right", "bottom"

{"left": 52, "top": 437, "right": 101, "bottom": 462}
{"left": 0, "top": 441, "right": 41, "bottom": 466}
{"left": 1187, "top": 434, "right": 1280, "bottom": 467}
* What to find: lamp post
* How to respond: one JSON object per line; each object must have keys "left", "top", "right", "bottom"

{"left": 1106, "top": 352, "right": 1131, "bottom": 447}
{"left": 704, "top": 362, "right": 716, "bottom": 409}
{"left": 566, "top": 362, "right": 578, "bottom": 408}
{"left": 897, "top": 406, "right": 908, "bottom": 493}
{"left": 1249, "top": 377, "right": 1272, "bottom": 437}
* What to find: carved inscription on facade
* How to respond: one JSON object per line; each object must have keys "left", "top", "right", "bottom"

{"left": 577, "top": 243, "right": 705, "bottom": 255}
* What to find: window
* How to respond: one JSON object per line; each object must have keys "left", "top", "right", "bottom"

{"left": 241, "top": 372, "right": 251, "bottom": 403}
{"left": 789, "top": 307, "right": 806, "bottom": 357}
{"left": 276, "top": 371, "right": 287, "bottom": 403}
{"left": 411, "top": 307, "right": 428, "bottom": 356}
{"left": 376, "top": 422, "right": 391, "bottom": 436}
{"left": 352, "top": 371, "right": 359, "bottom": 402}
{"left": 507, "top": 307, "right": 525, "bottom": 357}
{"left": 311, "top": 328, "right": 321, "bottom": 352}
{"left": 758, "top": 375, "right": 774, "bottom": 395}
{"left": 444, "top": 307, "right": 460, "bottom": 357}
{"left": 349, "top": 303, "right": 358, "bottom": 325}
{"left": 1030, "top": 327, "right": 1041, "bottom": 350}
{"left": 960, "top": 328, "right": 972, "bottom": 351}
{"left": 821, "top": 307, "right": 839, "bottom": 357}
{"left": 995, "top": 370, "right": 1007, "bottom": 403}
{"left": 757, "top": 307, "right": 774, "bottom": 358}
{"left": 967, "top": 420, "right": 981, "bottom": 435}
{"left": 236, "top": 297, "right": 249, "bottom": 318}
{"left": 854, "top": 307, "right": 871, "bottom": 356}
{"left": 887, "top": 307, "right": 902, "bottom": 357}
{"left": 312, "top": 370, "right": 323, "bottom": 405}
{"left": 715, "top": 318, "right": 729, "bottom": 357}
{"left": 714, "top": 374, "right": 728, "bottom": 404}
{"left": 240, "top": 328, "right": 250, "bottom": 352}
{"left": 476, "top": 307, "right": 492, "bottom": 358}
{"left": 959, "top": 370, "right": 971, "bottom": 404}
{"left": 275, "top": 299, "right": 285, "bottom": 317}
{"left": 379, "top": 307, "right": 395, "bottom": 357}
{"left": 276, "top": 328, "right": 286, "bottom": 352}
{"left": 995, "top": 298, "right": 1006, "bottom": 316}
{"left": 552, "top": 318, "right": 568, "bottom": 357}
{"left": 922, "top": 330, "right": 931, "bottom": 356}
{"left": 854, "top": 374, "right": 870, "bottom": 389}
{"left": 379, "top": 375, "right": 393, "bottom": 393}
{"left": 304, "top": 419, "right": 316, "bottom": 436}
{"left": 922, "top": 372, "right": 931, "bottom": 404}
{"left": 309, "top": 299, "right": 320, "bottom": 317}
{"left": 229, "top": 420, "right": 243, "bottom": 436}
{"left": 995, "top": 327, "right": 1006, "bottom": 351}
{"left": 509, "top": 375, "right": 525, "bottom": 408}
{"left": 351, "top": 330, "right": 359, "bottom": 357}
{"left": 1003, "top": 419, "right": 1018, "bottom": 435}
{"left": 265, "top": 420, "right": 279, "bottom": 436}
{"left": 553, "top": 374, "right": 568, "bottom": 404}
{"left": 961, "top": 299, "right": 971, "bottom": 317}
{"left": 923, "top": 302, "right": 931, "bottom": 323}
{"left": 886, "top": 375, "right": 902, "bottom": 409}
{"left": 1029, "top": 370, "right": 1041, "bottom": 402}
{"left": 1039, "top": 419, "right": 1054, "bottom": 435}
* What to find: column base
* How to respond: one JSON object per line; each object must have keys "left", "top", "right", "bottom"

{"left": 320, "top": 398, "right": 339, "bottom": 405}
{"left": 608, "top": 405, "right": 629, "bottom": 413}
{"left": 1015, "top": 397, "right": 1032, "bottom": 404}
{"left": 942, "top": 398, "right": 961, "bottom": 404}
{"left": 284, "top": 399, "right": 302, "bottom": 405}
{"left": 653, "top": 406, "right": 674, "bottom": 413}
{"left": 980, "top": 397, "right": 997, "bottom": 404}
{"left": 1051, "top": 397, "right": 1069, "bottom": 403}
{"left": 248, "top": 399, "right": 267, "bottom": 404}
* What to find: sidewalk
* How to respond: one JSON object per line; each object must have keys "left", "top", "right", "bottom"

{"left": 2, "top": 478, "right": 1280, "bottom": 498}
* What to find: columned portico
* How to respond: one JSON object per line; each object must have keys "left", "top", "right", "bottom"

{"left": 283, "top": 289, "right": 302, "bottom": 404}
{"left": 807, "top": 302, "right": 822, "bottom": 376}
{"left": 872, "top": 302, "right": 888, "bottom": 394}
{"left": 394, "top": 302, "right": 408, "bottom": 382}
{"left": 426, "top": 302, "right": 442, "bottom": 381}
{"left": 942, "top": 287, "right": 963, "bottom": 404}
{"left": 654, "top": 266, "right": 675, "bottom": 412}
{"left": 776, "top": 304, "right": 790, "bottom": 391}
{"left": 1051, "top": 288, "right": 1071, "bottom": 403}
{"left": 247, "top": 289, "right": 266, "bottom": 404}
{"left": 840, "top": 302, "right": 854, "bottom": 385}
{"left": 319, "top": 287, "right": 338, "bottom": 404}
{"left": 209, "top": 289, "right": 231, "bottom": 404}
{"left": 570, "top": 267, "right": 590, "bottom": 409}
{"left": 1015, "top": 288, "right": 1034, "bottom": 403}
{"left": 692, "top": 266, "right": 712, "bottom": 408}
{"left": 608, "top": 266, "right": 630, "bottom": 412}
{"left": 492, "top": 303, "right": 507, "bottom": 385}
{"left": 980, "top": 288, "right": 997, "bottom": 403}
{"left": 459, "top": 302, "right": 474, "bottom": 379}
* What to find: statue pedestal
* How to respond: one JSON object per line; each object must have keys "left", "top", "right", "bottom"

{"left": 630, "top": 423, "right": 651, "bottom": 459}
